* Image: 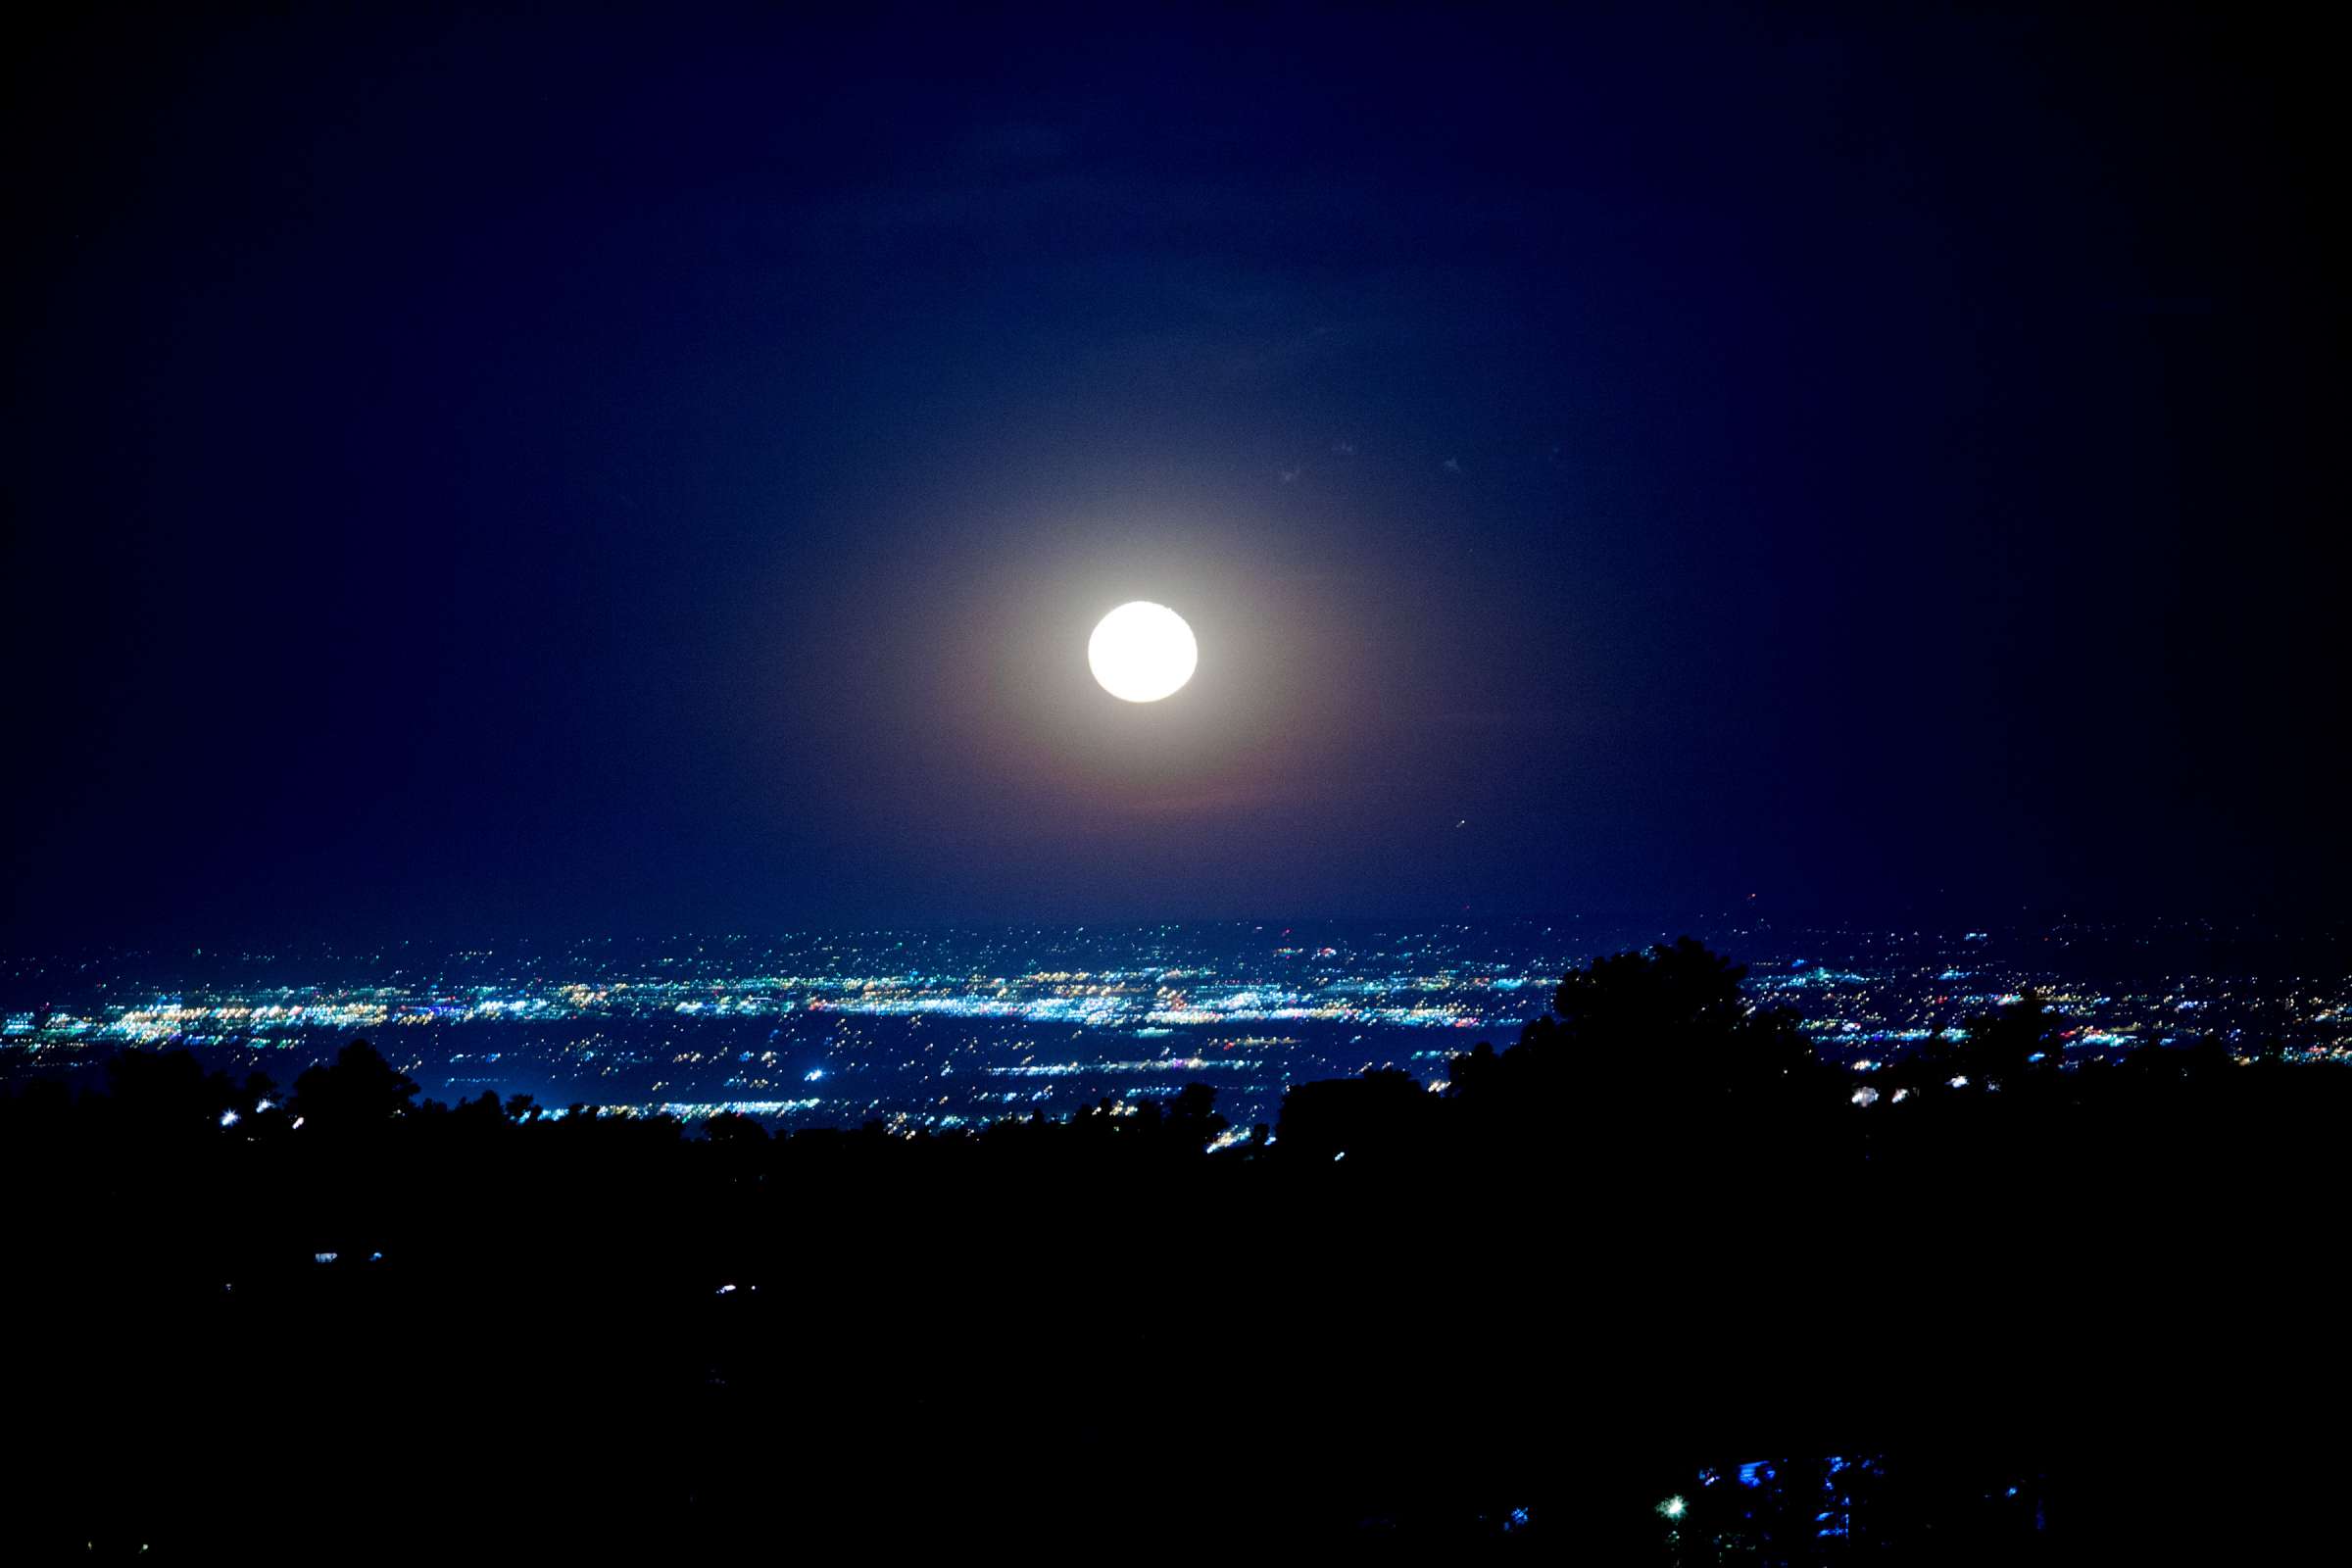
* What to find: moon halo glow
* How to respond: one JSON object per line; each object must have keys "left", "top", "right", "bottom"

{"left": 1088, "top": 602, "right": 1198, "bottom": 703}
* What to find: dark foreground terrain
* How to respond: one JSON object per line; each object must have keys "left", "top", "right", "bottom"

{"left": 10, "top": 942, "right": 2346, "bottom": 1559}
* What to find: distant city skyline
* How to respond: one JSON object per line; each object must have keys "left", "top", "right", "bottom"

{"left": 10, "top": 915, "right": 2343, "bottom": 1133}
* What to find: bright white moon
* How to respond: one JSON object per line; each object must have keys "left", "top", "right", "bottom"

{"left": 1088, "top": 601, "right": 1198, "bottom": 703}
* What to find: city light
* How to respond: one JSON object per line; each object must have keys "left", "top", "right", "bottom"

{"left": 3, "top": 923, "right": 2342, "bottom": 1138}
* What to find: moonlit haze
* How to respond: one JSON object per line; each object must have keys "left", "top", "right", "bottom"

{"left": 2, "top": 5, "right": 2336, "bottom": 942}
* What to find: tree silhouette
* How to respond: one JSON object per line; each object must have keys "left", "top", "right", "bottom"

{"left": 1450, "top": 936, "right": 1823, "bottom": 1122}
{"left": 1163, "top": 1082, "right": 1229, "bottom": 1151}
{"left": 1960, "top": 990, "right": 2061, "bottom": 1085}
{"left": 289, "top": 1038, "right": 419, "bottom": 1130}
{"left": 708, "top": 1111, "right": 768, "bottom": 1148}
{"left": 101, "top": 1047, "right": 239, "bottom": 1137}
{"left": 1277, "top": 1067, "right": 1430, "bottom": 1163}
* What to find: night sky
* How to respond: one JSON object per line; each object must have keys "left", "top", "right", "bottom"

{"left": 5, "top": 3, "right": 2339, "bottom": 945}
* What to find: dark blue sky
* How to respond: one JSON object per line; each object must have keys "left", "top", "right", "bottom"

{"left": 5, "top": 2, "right": 2339, "bottom": 943}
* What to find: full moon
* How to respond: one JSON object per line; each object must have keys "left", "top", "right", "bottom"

{"left": 1088, "top": 601, "right": 1198, "bottom": 703}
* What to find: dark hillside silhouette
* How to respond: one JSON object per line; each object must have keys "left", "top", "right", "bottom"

{"left": 7, "top": 939, "right": 2346, "bottom": 1558}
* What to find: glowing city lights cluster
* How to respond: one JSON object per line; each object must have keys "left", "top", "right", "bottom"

{"left": 6, "top": 920, "right": 2346, "bottom": 1137}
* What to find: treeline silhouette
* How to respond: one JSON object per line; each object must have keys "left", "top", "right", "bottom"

{"left": 8, "top": 939, "right": 2346, "bottom": 1560}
